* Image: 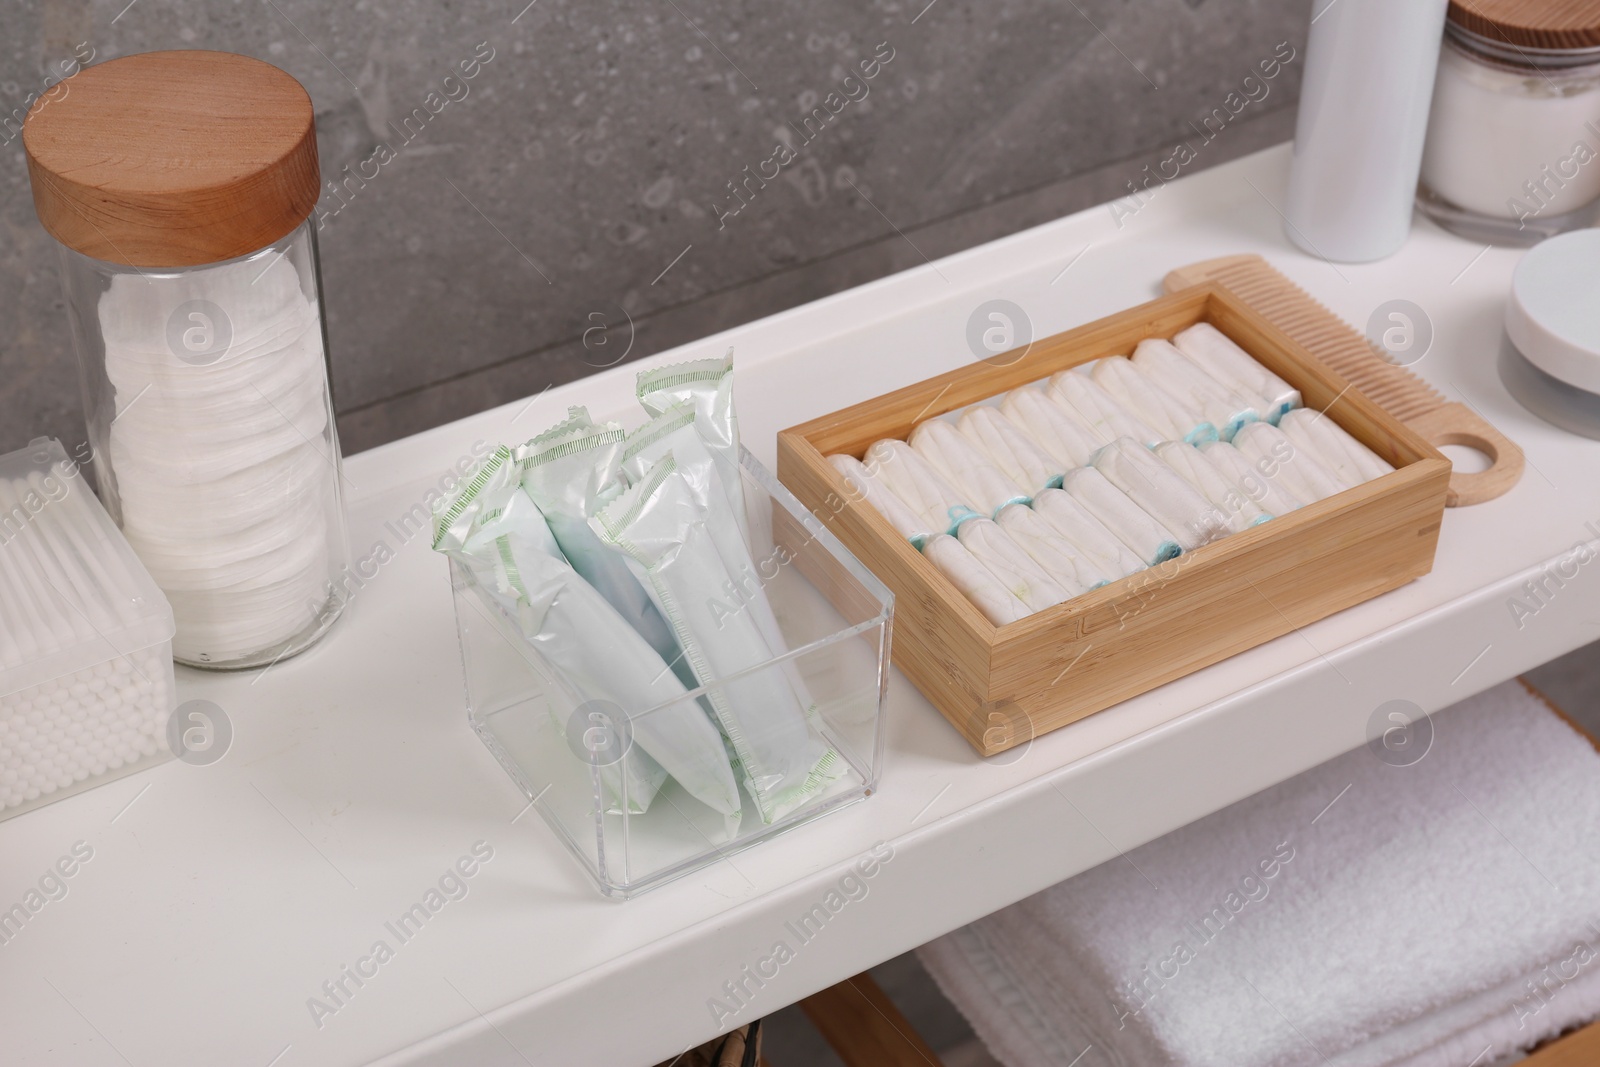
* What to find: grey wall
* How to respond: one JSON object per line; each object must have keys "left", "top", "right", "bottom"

{"left": 1, "top": 0, "right": 1307, "bottom": 458}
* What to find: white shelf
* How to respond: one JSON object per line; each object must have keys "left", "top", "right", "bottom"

{"left": 4, "top": 143, "right": 1599, "bottom": 1067}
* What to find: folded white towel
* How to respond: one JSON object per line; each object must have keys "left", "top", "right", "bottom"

{"left": 925, "top": 532, "right": 1030, "bottom": 626}
{"left": 957, "top": 517, "right": 1072, "bottom": 613}
{"left": 1050, "top": 371, "right": 1164, "bottom": 449}
{"left": 1002, "top": 386, "right": 1102, "bottom": 470}
{"left": 959, "top": 406, "right": 1067, "bottom": 497}
{"left": 1090, "top": 355, "right": 1218, "bottom": 445}
{"left": 1172, "top": 322, "right": 1302, "bottom": 424}
{"left": 912, "top": 419, "right": 1033, "bottom": 518}
{"left": 1154, "top": 441, "right": 1269, "bottom": 533}
{"left": 1062, "top": 467, "right": 1181, "bottom": 566}
{"left": 1092, "top": 437, "right": 1230, "bottom": 552}
{"left": 920, "top": 681, "right": 1600, "bottom": 1067}
{"left": 1234, "top": 421, "right": 1346, "bottom": 504}
{"left": 1030, "top": 489, "right": 1146, "bottom": 582}
{"left": 1279, "top": 408, "right": 1394, "bottom": 489}
{"left": 1133, "top": 338, "right": 1264, "bottom": 441}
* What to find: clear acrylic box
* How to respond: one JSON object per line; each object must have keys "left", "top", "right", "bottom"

{"left": 450, "top": 448, "right": 893, "bottom": 898}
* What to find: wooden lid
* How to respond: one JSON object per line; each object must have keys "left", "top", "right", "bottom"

{"left": 23, "top": 50, "right": 320, "bottom": 268}
{"left": 1449, "top": 0, "right": 1600, "bottom": 50}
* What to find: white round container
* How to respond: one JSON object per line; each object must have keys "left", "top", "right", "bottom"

{"left": 1500, "top": 228, "right": 1600, "bottom": 437}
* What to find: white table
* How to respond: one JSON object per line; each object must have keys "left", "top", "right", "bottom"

{"left": 5, "top": 143, "right": 1599, "bottom": 1067}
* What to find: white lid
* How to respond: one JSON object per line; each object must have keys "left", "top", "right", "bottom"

{"left": 1506, "top": 229, "right": 1600, "bottom": 394}
{"left": 0, "top": 437, "right": 175, "bottom": 699}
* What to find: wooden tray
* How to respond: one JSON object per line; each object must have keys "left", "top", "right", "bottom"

{"left": 776, "top": 284, "right": 1452, "bottom": 755}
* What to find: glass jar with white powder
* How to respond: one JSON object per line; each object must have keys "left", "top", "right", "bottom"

{"left": 1417, "top": 0, "right": 1600, "bottom": 245}
{"left": 23, "top": 51, "right": 350, "bottom": 669}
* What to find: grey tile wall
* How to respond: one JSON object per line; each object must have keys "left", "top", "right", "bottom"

{"left": 1, "top": 0, "right": 1307, "bottom": 457}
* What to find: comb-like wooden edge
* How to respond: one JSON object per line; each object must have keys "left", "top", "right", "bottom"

{"left": 1164, "top": 254, "right": 1524, "bottom": 507}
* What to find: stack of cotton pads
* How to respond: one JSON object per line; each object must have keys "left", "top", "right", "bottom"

{"left": 0, "top": 438, "right": 177, "bottom": 818}
{"left": 830, "top": 322, "right": 1394, "bottom": 626}
{"left": 98, "top": 251, "right": 341, "bottom": 665}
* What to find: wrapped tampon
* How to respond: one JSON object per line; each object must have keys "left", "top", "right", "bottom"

{"left": 1198, "top": 439, "right": 1307, "bottom": 517}
{"left": 910, "top": 418, "right": 1031, "bottom": 517}
{"left": 1093, "top": 437, "right": 1230, "bottom": 552}
{"left": 864, "top": 439, "right": 981, "bottom": 536}
{"left": 1155, "top": 440, "right": 1269, "bottom": 533}
{"left": 1234, "top": 421, "right": 1345, "bottom": 504}
{"left": 1062, "top": 466, "right": 1181, "bottom": 565}
{"left": 635, "top": 351, "right": 745, "bottom": 535}
{"left": 1173, "top": 322, "right": 1301, "bottom": 424}
{"left": 434, "top": 448, "right": 739, "bottom": 818}
{"left": 1090, "top": 355, "right": 1218, "bottom": 445}
{"left": 957, "top": 406, "right": 1065, "bottom": 496}
{"left": 924, "top": 534, "right": 1029, "bottom": 626}
{"left": 1000, "top": 386, "right": 1100, "bottom": 469}
{"left": 1132, "top": 338, "right": 1263, "bottom": 441}
{"left": 956, "top": 518, "right": 1071, "bottom": 613}
{"left": 519, "top": 407, "right": 685, "bottom": 681}
{"left": 1279, "top": 408, "right": 1393, "bottom": 487}
{"left": 1048, "top": 370, "right": 1163, "bottom": 448}
{"left": 1030, "top": 488, "right": 1146, "bottom": 580}
{"left": 995, "top": 503, "right": 1105, "bottom": 593}
{"left": 594, "top": 453, "right": 842, "bottom": 824}
{"left": 828, "top": 453, "right": 933, "bottom": 548}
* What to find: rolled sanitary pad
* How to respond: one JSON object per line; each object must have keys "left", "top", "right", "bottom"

{"left": 1048, "top": 370, "right": 1163, "bottom": 448}
{"left": 1278, "top": 408, "right": 1394, "bottom": 487}
{"left": 1173, "top": 322, "right": 1301, "bottom": 424}
{"left": 1155, "top": 440, "right": 1269, "bottom": 533}
{"left": 1133, "top": 338, "right": 1263, "bottom": 441}
{"left": 957, "top": 518, "right": 1071, "bottom": 613}
{"left": 1093, "top": 437, "right": 1230, "bottom": 551}
{"left": 995, "top": 503, "right": 1105, "bottom": 593}
{"left": 594, "top": 452, "right": 842, "bottom": 825}
{"left": 925, "top": 533, "right": 1029, "bottom": 626}
{"left": 635, "top": 351, "right": 745, "bottom": 535}
{"left": 1030, "top": 488, "right": 1146, "bottom": 580}
{"left": 1234, "top": 421, "right": 1346, "bottom": 503}
{"left": 911, "top": 418, "right": 1031, "bottom": 517}
{"left": 864, "top": 439, "right": 981, "bottom": 536}
{"left": 1001, "top": 385, "right": 1101, "bottom": 470}
{"left": 828, "top": 453, "right": 933, "bottom": 548}
{"left": 433, "top": 448, "right": 739, "bottom": 818}
{"left": 1199, "top": 439, "right": 1307, "bottom": 517}
{"left": 958, "top": 406, "right": 1065, "bottom": 496}
{"left": 1062, "top": 467, "right": 1181, "bottom": 566}
{"left": 1090, "top": 355, "right": 1218, "bottom": 445}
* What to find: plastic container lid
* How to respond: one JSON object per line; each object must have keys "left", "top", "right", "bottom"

{"left": 1506, "top": 228, "right": 1600, "bottom": 395}
{"left": 0, "top": 437, "right": 175, "bottom": 699}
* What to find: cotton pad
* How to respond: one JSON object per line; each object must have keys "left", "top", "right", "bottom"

{"left": 1061, "top": 467, "right": 1181, "bottom": 566}
{"left": 1198, "top": 439, "right": 1307, "bottom": 517}
{"left": 910, "top": 419, "right": 1032, "bottom": 517}
{"left": 924, "top": 534, "right": 1029, "bottom": 626}
{"left": 1173, "top": 322, "right": 1302, "bottom": 424}
{"left": 828, "top": 453, "right": 933, "bottom": 548}
{"left": 995, "top": 504, "right": 1105, "bottom": 593}
{"left": 1048, "top": 370, "right": 1163, "bottom": 448}
{"left": 1089, "top": 355, "right": 1218, "bottom": 445}
{"left": 957, "top": 406, "right": 1065, "bottom": 496}
{"left": 1029, "top": 489, "right": 1146, "bottom": 581}
{"left": 1154, "top": 441, "right": 1269, "bottom": 533}
{"left": 864, "top": 439, "right": 982, "bottom": 536}
{"left": 594, "top": 452, "right": 842, "bottom": 825}
{"left": 1234, "top": 421, "right": 1346, "bottom": 503}
{"left": 1092, "top": 437, "right": 1230, "bottom": 552}
{"left": 1132, "top": 338, "right": 1263, "bottom": 441}
{"left": 956, "top": 518, "right": 1072, "bottom": 613}
{"left": 1278, "top": 408, "right": 1394, "bottom": 487}
{"left": 1000, "top": 386, "right": 1101, "bottom": 469}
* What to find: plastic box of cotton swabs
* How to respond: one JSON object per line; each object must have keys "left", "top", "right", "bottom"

{"left": 0, "top": 437, "right": 176, "bottom": 819}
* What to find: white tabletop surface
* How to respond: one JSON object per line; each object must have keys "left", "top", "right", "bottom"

{"left": 5, "top": 143, "right": 1600, "bottom": 1067}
